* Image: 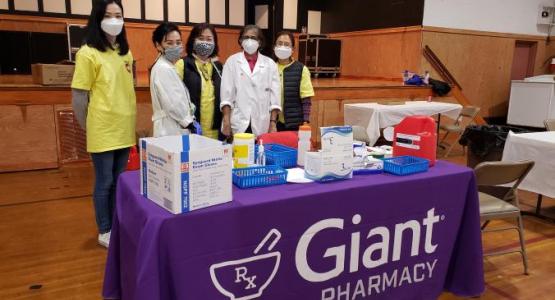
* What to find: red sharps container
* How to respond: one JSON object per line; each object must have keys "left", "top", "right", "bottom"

{"left": 392, "top": 115, "right": 437, "bottom": 166}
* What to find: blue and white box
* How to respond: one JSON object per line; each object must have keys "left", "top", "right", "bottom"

{"left": 140, "top": 134, "right": 232, "bottom": 214}
{"left": 321, "top": 125, "right": 354, "bottom": 154}
{"left": 304, "top": 151, "right": 353, "bottom": 182}
{"left": 305, "top": 126, "right": 354, "bottom": 182}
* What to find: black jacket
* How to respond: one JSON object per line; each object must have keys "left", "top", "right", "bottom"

{"left": 182, "top": 56, "right": 223, "bottom": 130}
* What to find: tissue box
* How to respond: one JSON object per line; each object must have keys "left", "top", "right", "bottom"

{"left": 320, "top": 126, "right": 353, "bottom": 154}
{"left": 140, "top": 134, "right": 233, "bottom": 214}
{"left": 304, "top": 151, "right": 353, "bottom": 182}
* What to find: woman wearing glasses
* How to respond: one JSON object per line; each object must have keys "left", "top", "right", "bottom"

{"left": 220, "top": 25, "right": 281, "bottom": 138}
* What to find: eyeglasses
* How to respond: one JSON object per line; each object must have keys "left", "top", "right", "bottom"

{"left": 241, "top": 35, "right": 259, "bottom": 41}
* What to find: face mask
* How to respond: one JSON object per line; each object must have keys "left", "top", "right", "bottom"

{"left": 193, "top": 40, "right": 215, "bottom": 57}
{"left": 274, "top": 46, "right": 292, "bottom": 60}
{"left": 163, "top": 45, "right": 183, "bottom": 62}
{"left": 101, "top": 17, "right": 124, "bottom": 36}
{"left": 241, "top": 38, "right": 259, "bottom": 55}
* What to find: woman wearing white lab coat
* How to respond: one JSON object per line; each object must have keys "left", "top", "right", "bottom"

{"left": 150, "top": 22, "right": 197, "bottom": 137}
{"left": 220, "top": 25, "right": 281, "bottom": 138}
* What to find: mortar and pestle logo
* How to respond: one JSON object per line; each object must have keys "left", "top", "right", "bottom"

{"left": 210, "top": 229, "right": 281, "bottom": 300}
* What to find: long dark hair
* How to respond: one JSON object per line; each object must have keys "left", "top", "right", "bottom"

{"left": 186, "top": 23, "right": 219, "bottom": 58}
{"left": 84, "top": 0, "right": 129, "bottom": 55}
{"left": 152, "top": 22, "right": 181, "bottom": 48}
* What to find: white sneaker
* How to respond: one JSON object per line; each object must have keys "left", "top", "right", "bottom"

{"left": 98, "top": 231, "right": 111, "bottom": 248}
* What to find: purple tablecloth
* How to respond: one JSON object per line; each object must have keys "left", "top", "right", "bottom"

{"left": 103, "top": 161, "right": 484, "bottom": 300}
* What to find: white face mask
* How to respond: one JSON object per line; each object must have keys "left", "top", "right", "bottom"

{"left": 274, "top": 46, "right": 292, "bottom": 60}
{"left": 242, "top": 38, "right": 259, "bottom": 55}
{"left": 101, "top": 17, "right": 124, "bottom": 37}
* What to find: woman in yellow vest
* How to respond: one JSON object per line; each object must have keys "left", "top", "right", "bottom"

{"left": 71, "top": 0, "right": 136, "bottom": 248}
{"left": 175, "top": 23, "right": 223, "bottom": 140}
{"left": 273, "top": 31, "right": 314, "bottom": 131}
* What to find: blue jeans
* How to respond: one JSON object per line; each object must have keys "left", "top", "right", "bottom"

{"left": 90, "top": 148, "right": 130, "bottom": 233}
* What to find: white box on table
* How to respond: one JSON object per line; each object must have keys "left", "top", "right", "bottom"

{"left": 304, "top": 151, "right": 353, "bottom": 182}
{"left": 140, "top": 134, "right": 233, "bottom": 214}
{"left": 320, "top": 126, "right": 353, "bottom": 154}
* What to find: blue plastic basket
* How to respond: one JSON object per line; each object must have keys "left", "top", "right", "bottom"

{"left": 232, "top": 165, "right": 288, "bottom": 188}
{"left": 264, "top": 143, "right": 298, "bottom": 168}
{"left": 383, "top": 156, "right": 429, "bottom": 176}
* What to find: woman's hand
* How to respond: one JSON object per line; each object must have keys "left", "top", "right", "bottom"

{"left": 222, "top": 116, "right": 232, "bottom": 137}
{"left": 268, "top": 121, "right": 277, "bottom": 133}
{"left": 221, "top": 105, "right": 232, "bottom": 139}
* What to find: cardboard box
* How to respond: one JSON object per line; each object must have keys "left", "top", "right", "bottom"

{"left": 140, "top": 134, "right": 233, "bottom": 214}
{"left": 320, "top": 126, "right": 353, "bottom": 153}
{"left": 32, "top": 64, "right": 75, "bottom": 85}
{"left": 304, "top": 151, "right": 353, "bottom": 182}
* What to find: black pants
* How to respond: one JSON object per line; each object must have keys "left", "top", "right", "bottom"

{"left": 277, "top": 121, "right": 299, "bottom": 132}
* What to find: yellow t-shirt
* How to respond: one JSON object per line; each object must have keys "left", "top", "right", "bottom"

{"left": 71, "top": 45, "right": 137, "bottom": 153}
{"left": 175, "top": 58, "right": 219, "bottom": 139}
{"left": 277, "top": 61, "right": 315, "bottom": 123}
{"left": 175, "top": 58, "right": 185, "bottom": 80}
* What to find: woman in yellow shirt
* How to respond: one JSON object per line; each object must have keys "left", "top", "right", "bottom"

{"left": 273, "top": 31, "right": 315, "bottom": 131}
{"left": 175, "top": 23, "right": 224, "bottom": 140}
{"left": 71, "top": 0, "right": 136, "bottom": 248}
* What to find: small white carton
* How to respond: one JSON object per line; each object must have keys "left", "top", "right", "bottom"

{"left": 320, "top": 126, "right": 353, "bottom": 154}
{"left": 140, "top": 134, "right": 233, "bottom": 214}
{"left": 304, "top": 151, "right": 353, "bottom": 182}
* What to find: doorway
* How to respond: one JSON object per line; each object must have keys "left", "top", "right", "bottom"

{"left": 510, "top": 41, "right": 538, "bottom": 80}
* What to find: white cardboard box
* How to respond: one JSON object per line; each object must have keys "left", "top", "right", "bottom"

{"left": 304, "top": 151, "right": 353, "bottom": 182}
{"left": 320, "top": 126, "right": 353, "bottom": 153}
{"left": 140, "top": 134, "right": 233, "bottom": 214}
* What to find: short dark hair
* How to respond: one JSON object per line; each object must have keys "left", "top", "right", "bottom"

{"left": 152, "top": 22, "right": 181, "bottom": 47}
{"left": 185, "top": 23, "right": 219, "bottom": 58}
{"left": 275, "top": 31, "right": 295, "bottom": 48}
{"left": 84, "top": 0, "right": 129, "bottom": 55}
{"left": 238, "top": 25, "right": 265, "bottom": 49}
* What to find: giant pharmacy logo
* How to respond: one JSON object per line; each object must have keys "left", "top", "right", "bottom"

{"left": 210, "top": 208, "right": 442, "bottom": 299}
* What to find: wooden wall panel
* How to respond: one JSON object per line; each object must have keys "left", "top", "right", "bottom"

{"left": 421, "top": 28, "right": 553, "bottom": 118}
{"left": 0, "top": 105, "right": 58, "bottom": 172}
{"left": 329, "top": 27, "right": 422, "bottom": 79}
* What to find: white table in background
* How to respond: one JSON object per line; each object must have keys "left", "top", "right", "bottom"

{"left": 344, "top": 101, "right": 462, "bottom": 146}
{"left": 502, "top": 131, "right": 555, "bottom": 199}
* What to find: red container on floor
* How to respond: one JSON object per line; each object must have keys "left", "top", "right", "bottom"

{"left": 392, "top": 115, "right": 437, "bottom": 166}
{"left": 126, "top": 146, "right": 140, "bottom": 171}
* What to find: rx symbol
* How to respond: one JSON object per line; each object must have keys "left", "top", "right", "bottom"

{"left": 235, "top": 266, "right": 257, "bottom": 290}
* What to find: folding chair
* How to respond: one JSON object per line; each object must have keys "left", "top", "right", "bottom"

{"left": 440, "top": 106, "right": 481, "bottom": 157}
{"left": 474, "top": 160, "right": 535, "bottom": 275}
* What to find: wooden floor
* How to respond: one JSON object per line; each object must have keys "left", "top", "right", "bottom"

{"left": 1, "top": 152, "right": 554, "bottom": 299}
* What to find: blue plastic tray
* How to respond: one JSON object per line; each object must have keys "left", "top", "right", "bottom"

{"left": 264, "top": 144, "right": 298, "bottom": 168}
{"left": 382, "top": 156, "right": 429, "bottom": 176}
{"left": 232, "top": 165, "right": 288, "bottom": 189}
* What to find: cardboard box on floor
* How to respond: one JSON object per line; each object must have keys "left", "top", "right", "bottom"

{"left": 31, "top": 64, "right": 75, "bottom": 85}
{"left": 140, "top": 134, "right": 233, "bottom": 214}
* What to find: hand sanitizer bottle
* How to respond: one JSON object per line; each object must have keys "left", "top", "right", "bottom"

{"left": 256, "top": 139, "right": 266, "bottom": 166}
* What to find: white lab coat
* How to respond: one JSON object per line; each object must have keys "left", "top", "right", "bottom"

{"left": 150, "top": 56, "right": 196, "bottom": 137}
{"left": 220, "top": 52, "right": 281, "bottom": 137}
